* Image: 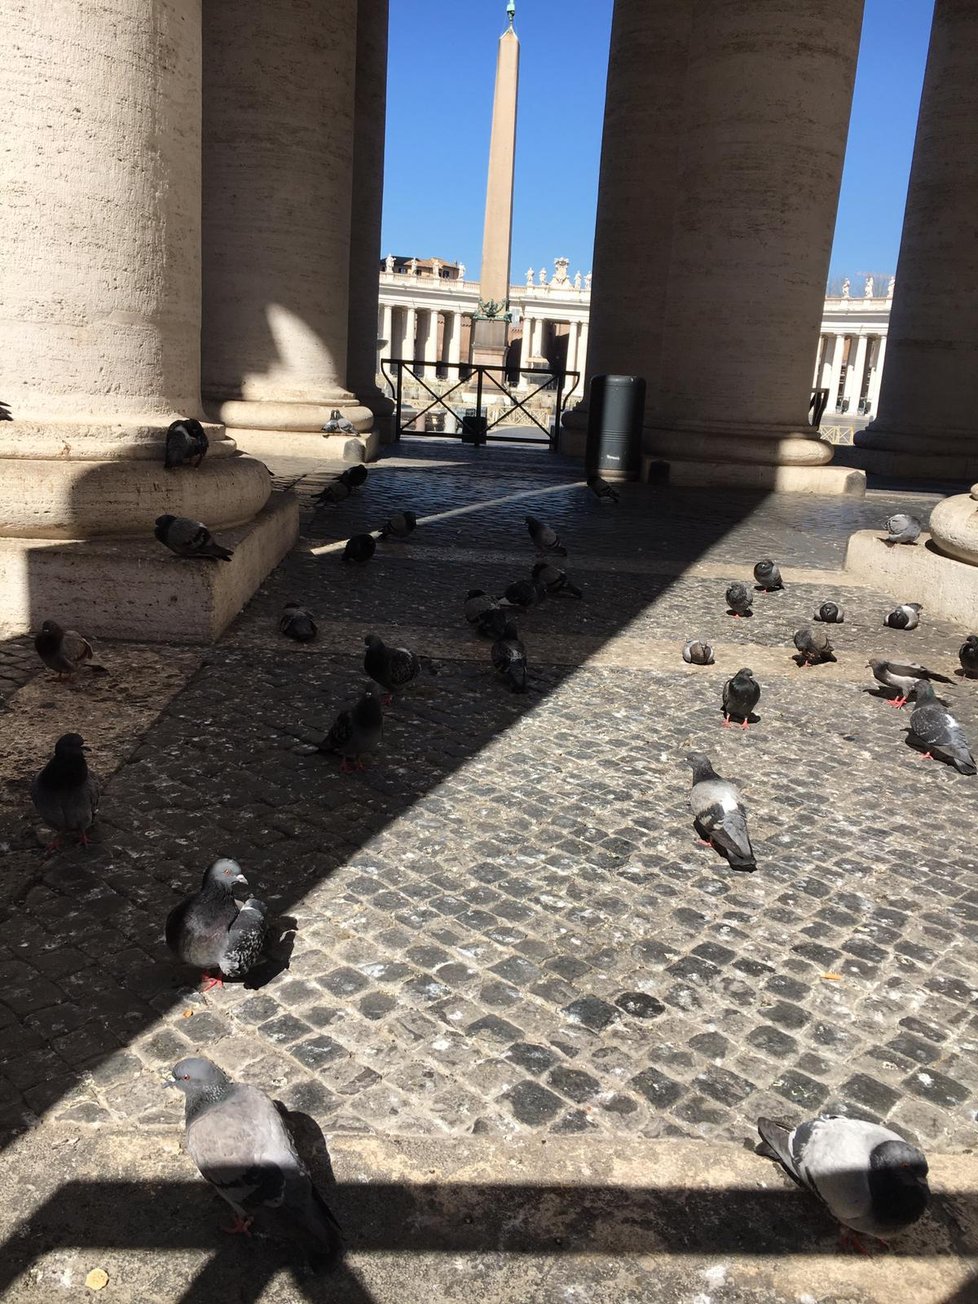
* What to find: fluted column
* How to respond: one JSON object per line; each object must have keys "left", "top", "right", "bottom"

{"left": 843, "top": 335, "right": 869, "bottom": 411}
{"left": 824, "top": 334, "right": 846, "bottom": 404}
{"left": 865, "top": 335, "right": 886, "bottom": 415}
{"left": 855, "top": 0, "right": 978, "bottom": 479}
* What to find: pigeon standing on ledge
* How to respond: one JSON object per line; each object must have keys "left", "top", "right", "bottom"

{"left": 881, "top": 514, "right": 922, "bottom": 546}
{"left": 155, "top": 515, "right": 233, "bottom": 561}
{"left": 322, "top": 409, "right": 357, "bottom": 435}
{"left": 164, "top": 417, "right": 209, "bottom": 469}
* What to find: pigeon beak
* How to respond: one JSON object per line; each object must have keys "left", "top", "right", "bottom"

{"left": 162, "top": 1078, "right": 178, "bottom": 1089}
{"left": 233, "top": 874, "right": 248, "bottom": 885}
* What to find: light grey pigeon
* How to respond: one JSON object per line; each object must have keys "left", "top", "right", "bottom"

{"left": 814, "top": 602, "right": 844, "bottom": 624}
{"left": 363, "top": 634, "right": 420, "bottom": 704}
{"left": 908, "top": 680, "right": 977, "bottom": 774}
{"left": 532, "top": 561, "right": 582, "bottom": 599}
{"left": 683, "top": 640, "right": 715, "bottom": 666}
{"left": 525, "top": 515, "right": 567, "bottom": 557}
{"left": 867, "top": 658, "right": 952, "bottom": 708}
{"left": 884, "top": 603, "right": 922, "bottom": 630}
{"left": 318, "top": 690, "right": 383, "bottom": 770}
{"left": 165, "top": 859, "right": 267, "bottom": 990}
{"left": 882, "top": 514, "right": 922, "bottom": 546}
{"left": 757, "top": 1115, "right": 929, "bottom": 1246}
{"left": 793, "top": 626, "right": 835, "bottom": 665}
{"left": 725, "top": 582, "right": 753, "bottom": 618}
{"left": 959, "top": 634, "right": 978, "bottom": 678}
{"left": 313, "top": 479, "right": 351, "bottom": 506}
{"left": 722, "top": 668, "right": 761, "bottom": 729}
{"left": 164, "top": 417, "right": 208, "bottom": 469}
{"left": 31, "top": 733, "right": 101, "bottom": 850}
{"left": 168, "top": 1057, "right": 343, "bottom": 1260}
{"left": 753, "top": 559, "right": 783, "bottom": 592}
{"left": 155, "top": 514, "right": 233, "bottom": 562}
{"left": 491, "top": 635, "right": 527, "bottom": 693}
{"left": 322, "top": 408, "right": 357, "bottom": 434}
{"left": 686, "top": 752, "right": 756, "bottom": 871}
{"left": 34, "top": 620, "right": 107, "bottom": 678}
{"left": 379, "top": 510, "right": 417, "bottom": 539}
{"left": 586, "top": 475, "right": 619, "bottom": 503}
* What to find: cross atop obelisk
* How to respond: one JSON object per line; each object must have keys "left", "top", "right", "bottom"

{"left": 477, "top": 1, "right": 520, "bottom": 318}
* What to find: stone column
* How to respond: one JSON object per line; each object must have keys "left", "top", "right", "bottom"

{"left": 447, "top": 313, "right": 463, "bottom": 369}
{"left": 421, "top": 310, "right": 440, "bottom": 377}
{"left": 565, "top": 323, "right": 579, "bottom": 382}
{"left": 379, "top": 304, "right": 394, "bottom": 364}
{"left": 0, "top": 0, "right": 291, "bottom": 641}
{"left": 575, "top": 322, "right": 590, "bottom": 397}
{"left": 201, "top": 0, "right": 373, "bottom": 454}
{"left": 843, "top": 335, "right": 869, "bottom": 411}
{"left": 825, "top": 335, "right": 846, "bottom": 409}
{"left": 854, "top": 0, "right": 978, "bottom": 480}
{"left": 865, "top": 335, "right": 887, "bottom": 415}
{"left": 402, "top": 308, "right": 417, "bottom": 362}
{"left": 812, "top": 337, "right": 826, "bottom": 390}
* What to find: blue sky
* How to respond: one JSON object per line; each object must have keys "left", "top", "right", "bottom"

{"left": 381, "top": 0, "right": 935, "bottom": 284}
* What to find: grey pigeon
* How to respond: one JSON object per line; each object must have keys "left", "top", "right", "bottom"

{"left": 168, "top": 1057, "right": 343, "bottom": 1259}
{"left": 686, "top": 752, "right": 756, "bottom": 871}
{"left": 380, "top": 510, "right": 417, "bottom": 540}
{"left": 165, "top": 859, "right": 267, "bottom": 990}
{"left": 882, "top": 513, "right": 922, "bottom": 546}
{"left": 318, "top": 690, "right": 383, "bottom": 770}
{"left": 586, "top": 474, "right": 619, "bottom": 503}
{"left": 34, "top": 620, "right": 107, "bottom": 678}
{"left": 722, "top": 668, "right": 761, "bottom": 729}
{"left": 867, "top": 658, "right": 952, "bottom": 708}
{"left": 464, "top": 589, "right": 498, "bottom": 625}
{"left": 31, "top": 732, "right": 101, "bottom": 850}
{"left": 793, "top": 626, "right": 835, "bottom": 666}
{"left": 532, "top": 561, "right": 582, "bottom": 599}
{"left": 503, "top": 577, "right": 547, "bottom": 609}
{"left": 322, "top": 408, "right": 357, "bottom": 434}
{"left": 313, "top": 479, "right": 351, "bottom": 506}
{"left": 753, "top": 559, "right": 783, "bottom": 592}
{"left": 908, "top": 680, "right": 977, "bottom": 774}
{"left": 814, "top": 602, "right": 844, "bottom": 624}
{"left": 279, "top": 603, "right": 317, "bottom": 643}
{"left": 525, "top": 515, "right": 567, "bottom": 557}
{"left": 363, "top": 634, "right": 420, "bottom": 704}
{"left": 757, "top": 1115, "right": 929, "bottom": 1246}
{"left": 682, "top": 640, "right": 715, "bottom": 666}
{"left": 155, "top": 514, "right": 233, "bottom": 562}
{"left": 725, "top": 582, "right": 753, "bottom": 618}
{"left": 342, "top": 533, "right": 376, "bottom": 564}
{"left": 884, "top": 602, "right": 922, "bottom": 630}
{"left": 491, "top": 635, "right": 528, "bottom": 693}
{"left": 338, "top": 463, "right": 368, "bottom": 490}
{"left": 958, "top": 634, "right": 978, "bottom": 678}
{"left": 164, "top": 417, "right": 208, "bottom": 469}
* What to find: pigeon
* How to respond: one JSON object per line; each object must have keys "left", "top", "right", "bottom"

{"left": 682, "top": 640, "right": 715, "bottom": 666}
{"left": 908, "top": 680, "right": 977, "bottom": 774}
{"left": 814, "top": 602, "right": 845, "bottom": 624}
{"left": 725, "top": 582, "right": 753, "bottom": 618}
{"left": 958, "top": 634, "right": 978, "bottom": 678}
{"left": 342, "top": 533, "right": 376, "bottom": 564}
{"left": 525, "top": 515, "right": 567, "bottom": 557}
{"left": 155, "top": 514, "right": 233, "bottom": 561}
{"left": 884, "top": 603, "right": 922, "bottom": 630}
{"left": 279, "top": 603, "right": 317, "bottom": 643}
{"left": 31, "top": 733, "right": 101, "bottom": 850}
{"left": 318, "top": 690, "right": 383, "bottom": 770}
{"left": 168, "top": 1057, "right": 343, "bottom": 1258}
{"left": 379, "top": 510, "right": 418, "bottom": 540}
{"left": 338, "top": 463, "right": 368, "bottom": 490}
{"left": 867, "top": 658, "right": 952, "bottom": 708}
{"left": 722, "top": 668, "right": 761, "bottom": 729}
{"left": 532, "top": 561, "right": 582, "bottom": 599}
{"left": 313, "top": 479, "right": 351, "bottom": 506}
{"left": 165, "top": 859, "right": 268, "bottom": 990}
{"left": 464, "top": 589, "right": 498, "bottom": 626}
{"left": 753, "top": 559, "right": 783, "bottom": 592}
{"left": 34, "top": 620, "right": 107, "bottom": 678}
{"left": 491, "top": 635, "right": 528, "bottom": 693}
{"left": 586, "top": 474, "right": 619, "bottom": 503}
{"left": 757, "top": 1115, "right": 929, "bottom": 1246}
{"left": 363, "top": 634, "right": 420, "bottom": 704}
{"left": 793, "top": 626, "right": 836, "bottom": 666}
{"left": 164, "top": 417, "right": 208, "bottom": 469}
{"left": 686, "top": 752, "right": 756, "bottom": 871}
{"left": 881, "top": 514, "right": 922, "bottom": 546}
{"left": 503, "top": 577, "right": 547, "bottom": 609}
{"left": 322, "top": 409, "right": 357, "bottom": 435}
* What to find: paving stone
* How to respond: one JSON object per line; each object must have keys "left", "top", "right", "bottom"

{"left": 503, "top": 1080, "right": 564, "bottom": 1125}
{"left": 562, "top": 997, "right": 620, "bottom": 1031}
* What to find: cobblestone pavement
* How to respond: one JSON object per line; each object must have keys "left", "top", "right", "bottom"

{"left": 2, "top": 441, "right": 977, "bottom": 1165}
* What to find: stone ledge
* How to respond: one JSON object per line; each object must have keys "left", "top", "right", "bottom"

{"left": 846, "top": 529, "right": 978, "bottom": 629}
{"left": 647, "top": 457, "right": 867, "bottom": 496}
{"left": 230, "top": 427, "right": 380, "bottom": 465}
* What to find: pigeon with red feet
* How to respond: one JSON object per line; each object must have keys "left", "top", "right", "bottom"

{"left": 908, "top": 680, "right": 976, "bottom": 773}
{"left": 363, "top": 634, "right": 420, "bottom": 705}
{"left": 165, "top": 859, "right": 267, "bottom": 991}
{"left": 686, "top": 752, "right": 756, "bottom": 871}
{"left": 31, "top": 733, "right": 101, "bottom": 851}
{"left": 722, "top": 668, "right": 760, "bottom": 729}
{"left": 793, "top": 626, "right": 835, "bottom": 666}
{"left": 867, "top": 658, "right": 951, "bottom": 708}
{"left": 725, "top": 582, "right": 753, "bottom": 618}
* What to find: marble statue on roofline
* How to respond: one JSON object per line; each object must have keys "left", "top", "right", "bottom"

{"left": 574, "top": 271, "right": 582, "bottom": 290}
{"left": 457, "top": 263, "right": 465, "bottom": 280}
{"left": 584, "top": 272, "right": 592, "bottom": 290}
{"left": 538, "top": 267, "right": 547, "bottom": 285}
{"left": 384, "top": 254, "right": 394, "bottom": 272}
{"left": 887, "top": 276, "right": 895, "bottom": 298}
{"left": 526, "top": 267, "right": 534, "bottom": 287}
{"left": 841, "top": 277, "right": 850, "bottom": 298}
{"left": 864, "top": 274, "right": 874, "bottom": 297}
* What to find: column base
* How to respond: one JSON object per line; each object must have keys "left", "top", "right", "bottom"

{"left": 0, "top": 492, "right": 299, "bottom": 644}
{"left": 205, "top": 398, "right": 375, "bottom": 434}
{"left": 228, "top": 427, "right": 381, "bottom": 466}
{"left": 648, "top": 457, "right": 866, "bottom": 496}
{"left": 846, "top": 528, "right": 978, "bottom": 627}
{"left": 848, "top": 445, "right": 978, "bottom": 483}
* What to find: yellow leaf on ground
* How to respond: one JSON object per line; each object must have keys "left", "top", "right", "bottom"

{"left": 820, "top": 972, "right": 843, "bottom": 981}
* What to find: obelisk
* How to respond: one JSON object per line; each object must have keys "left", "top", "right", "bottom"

{"left": 471, "top": 1, "right": 520, "bottom": 367}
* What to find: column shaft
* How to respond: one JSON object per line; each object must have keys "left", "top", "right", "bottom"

{"left": 379, "top": 305, "right": 394, "bottom": 363}
{"left": 826, "top": 335, "right": 846, "bottom": 412}
{"left": 447, "top": 313, "right": 462, "bottom": 368}
{"left": 843, "top": 335, "right": 869, "bottom": 410}
{"left": 865, "top": 335, "right": 887, "bottom": 414}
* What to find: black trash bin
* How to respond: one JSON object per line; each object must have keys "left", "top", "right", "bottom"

{"left": 585, "top": 375, "right": 646, "bottom": 480}
{"left": 460, "top": 411, "right": 488, "bottom": 445}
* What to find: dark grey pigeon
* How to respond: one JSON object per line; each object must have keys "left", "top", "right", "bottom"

{"left": 867, "top": 658, "right": 952, "bottom": 708}
{"left": 908, "top": 680, "right": 977, "bottom": 774}
{"left": 380, "top": 510, "right": 417, "bottom": 539}
{"left": 338, "top": 463, "right": 368, "bottom": 490}
{"left": 34, "top": 620, "right": 107, "bottom": 678}
{"left": 165, "top": 859, "right": 267, "bottom": 990}
{"left": 318, "top": 690, "right": 383, "bottom": 770}
{"left": 586, "top": 474, "right": 619, "bottom": 503}
{"left": 686, "top": 752, "right": 756, "bottom": 871}
{"left": 757, "top": 1115, "right": 929, "bottom": 1245}
{"left": 725, "top": 582, "right": 753, "bottom": 618}
{"left": 814, "top": 602, "right": 845, "bottom": 624}
{"left": 31, "top": 732, "right": 101, "bottom": 850}
{"left": 491, "top": 635, "right": 528, "bottom": 693}
{"left": 322, "top": 409, "right": 357, "bottom": 434}
{"left": 525, "top": 515, "right": 567, "bottom": 557}
{"left": 342, "top": 533, "right": 376, "bottom": 564}
{"left": 464, "top": 589, "right": 497, "bottom": 625}
{"left": 753, "top": 559, "right": 783, "bottom": 592}
{"left": 363, "top": 634, "right": 420, "bottom": 704}
{"left": 164, "top": 417, "right": 208, "bottom": 469}
{"left": 532, "top": 561, "right": 582, "bottom": 599}
{"left": 959, "top": 634, "right": 978, "bottom": 678}
{"left": 155, "top": 514, "right": 233, "bottom": 561}
{"left": 683, "top": 640, "right": 715, "bottom": 666}
{"left": 279, "top": 603, "right": 317, "bottom": 643}
{"left": 793, "top": 626, "right": 835, "bottom": 666}
{"left": 504, "top": 577, "right": 547, "bottom": 609}
{"left": 722, "top": 668, "right": 761, "bottom": 729}
{"left": 313, "top": 479, "right": 351, "bottom": 506}
{"left": 884, "top": 602, "right": 922, "bottom": 630}
{"left": 882, "top": 513, "right": 922, "bottom": 546}
{"left": 168, "top": 1057, "right": 343, "bottom": 1260}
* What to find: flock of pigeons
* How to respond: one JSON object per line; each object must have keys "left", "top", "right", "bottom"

{"left": 18, "top": 438, "right": 952, "bottom": 1260}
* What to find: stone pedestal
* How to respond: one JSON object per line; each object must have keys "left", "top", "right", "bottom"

{"left": 470, "top": 320, "right": 509, "bottom": 370}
